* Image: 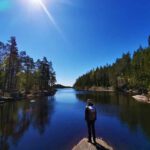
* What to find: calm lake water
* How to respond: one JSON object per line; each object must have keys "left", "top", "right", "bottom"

{"left": 1, "top": 88, "right": 150, "bottom": 150}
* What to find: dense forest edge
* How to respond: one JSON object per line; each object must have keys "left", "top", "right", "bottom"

{"left": 74, "top": 36, "right": 150, "bottom": 95}
{"left": 0, "top": 36, "right": 56, "bottom": 100}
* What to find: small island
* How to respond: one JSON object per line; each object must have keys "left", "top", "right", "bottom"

{"left": 53, "top": 84, "right": 72, "bottom": 89}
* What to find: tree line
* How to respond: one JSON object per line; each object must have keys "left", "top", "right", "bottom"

{"left": 0, "top": 36, "right": 56, "bottom": 95}
{"left": 74, "top": 36, "right": 150, "bottom": 92}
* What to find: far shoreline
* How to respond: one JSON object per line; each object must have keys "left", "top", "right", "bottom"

{"left": 75, "top": 86, "right": 115, "bottom": 92}
{"left": 75, "top": 86, "right": 150, "bottom": 104}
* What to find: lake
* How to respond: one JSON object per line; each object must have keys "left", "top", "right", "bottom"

{"left": 0, "top": 88, "right": 150, "bottom": 150}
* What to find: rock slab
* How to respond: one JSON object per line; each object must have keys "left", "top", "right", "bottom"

{"left": 72, "top": 138, "right": 113, "bottom": 150}
{"left": 132, "top": 95, "right": 150, "bottom": 103}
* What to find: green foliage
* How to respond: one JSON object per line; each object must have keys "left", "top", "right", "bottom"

{"left": 0, "top": 37, "right": 56, "bottom": 94}
{"left": 74, "top": 37, "right": 150, "bottom": 91}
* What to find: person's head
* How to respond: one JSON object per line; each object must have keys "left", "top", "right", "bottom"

{"left": 87, "top": 99, "right": 93, "bottom": 106}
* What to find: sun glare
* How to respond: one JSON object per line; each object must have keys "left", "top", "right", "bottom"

{"left": 24, "top": 0, "right": 65, "bottom": 40}
{"left": 27, "top": 0, "right": 41, "bottom": 9}
{"left": 31, "top": 0, "right": 41, "bottom": 5}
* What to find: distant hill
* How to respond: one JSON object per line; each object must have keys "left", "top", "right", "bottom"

{"left": 54, "top": 84, "right": 72, "bottom": 89}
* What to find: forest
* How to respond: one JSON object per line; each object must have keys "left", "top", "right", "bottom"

{"left": 0, "top": 36, "right": 56, "bottom": 97}
{"left": 74, "top": 36, "right": 150, "bottom": 93}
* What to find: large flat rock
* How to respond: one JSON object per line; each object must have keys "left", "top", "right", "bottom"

{"left": 132, "top": 95, "right": 150, "bottom": 103}
{"left": 72, "top": 138, "right": 113, "bottom": 150}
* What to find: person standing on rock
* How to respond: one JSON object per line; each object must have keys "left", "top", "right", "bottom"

{"left": 85, "top": 99, "right": 97, "bottom": 143}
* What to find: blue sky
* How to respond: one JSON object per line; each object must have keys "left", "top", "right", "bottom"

{"left": 0, "top": 0, "right": 150, "bottom": 86}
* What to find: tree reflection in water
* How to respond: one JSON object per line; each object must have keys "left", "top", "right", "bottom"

{"left": 0, "top": 96, "right": 55, "bottom": 150}
{"left": 31, "top": 97, "right": 54, "bottom": 134}
{"left": 75, "top": 91, "right": 150, "bottom": 141}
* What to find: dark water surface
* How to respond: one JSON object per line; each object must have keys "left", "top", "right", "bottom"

{"left": 1, "top": 88, "right": 150, "bottom": 150}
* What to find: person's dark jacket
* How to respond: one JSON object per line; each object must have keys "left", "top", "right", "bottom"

{"left": 85, "top": 105, "right": 97, "bottom": 122}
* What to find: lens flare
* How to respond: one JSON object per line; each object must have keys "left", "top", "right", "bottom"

{"left": 33, "top": 0, "right": 65, "bottom": 40}
{"left": 38, "top": 1, "right": 60, "bottom": 31}
{"left": 0, "top": 0, "right": 11, "bottom": 11}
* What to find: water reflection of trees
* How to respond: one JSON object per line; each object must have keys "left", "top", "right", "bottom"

{"left": 76, "top": 92, "right": 150, "bottom": 140}
{"left": 31, "top": 97, "right": 54, "bottom": 134}
{"left": 0, "top": 96, "right": 55, "bottom": 150}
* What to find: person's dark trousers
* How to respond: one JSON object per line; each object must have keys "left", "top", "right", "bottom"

{"left": 87, "top": 121, "right": 96, "bottom": 142}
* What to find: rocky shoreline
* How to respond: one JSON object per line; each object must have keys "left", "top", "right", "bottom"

{"left": 132, "top": 95, "right": 150, "bottom": 103}
{"left": 76, "top": 86, "right": 114, "bottom": 92}
{"left": 75, "top": 86, "right": 150, "bottom": 94}
{"left": 75, "top": 86, "right": 150, "bottom": 104}
{"left": 0, "top": 89, "right": 56, "bottom": 104}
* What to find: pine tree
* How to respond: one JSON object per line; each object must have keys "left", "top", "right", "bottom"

{"left": 4, "top": 37, "right": 19, "bottom": 91}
